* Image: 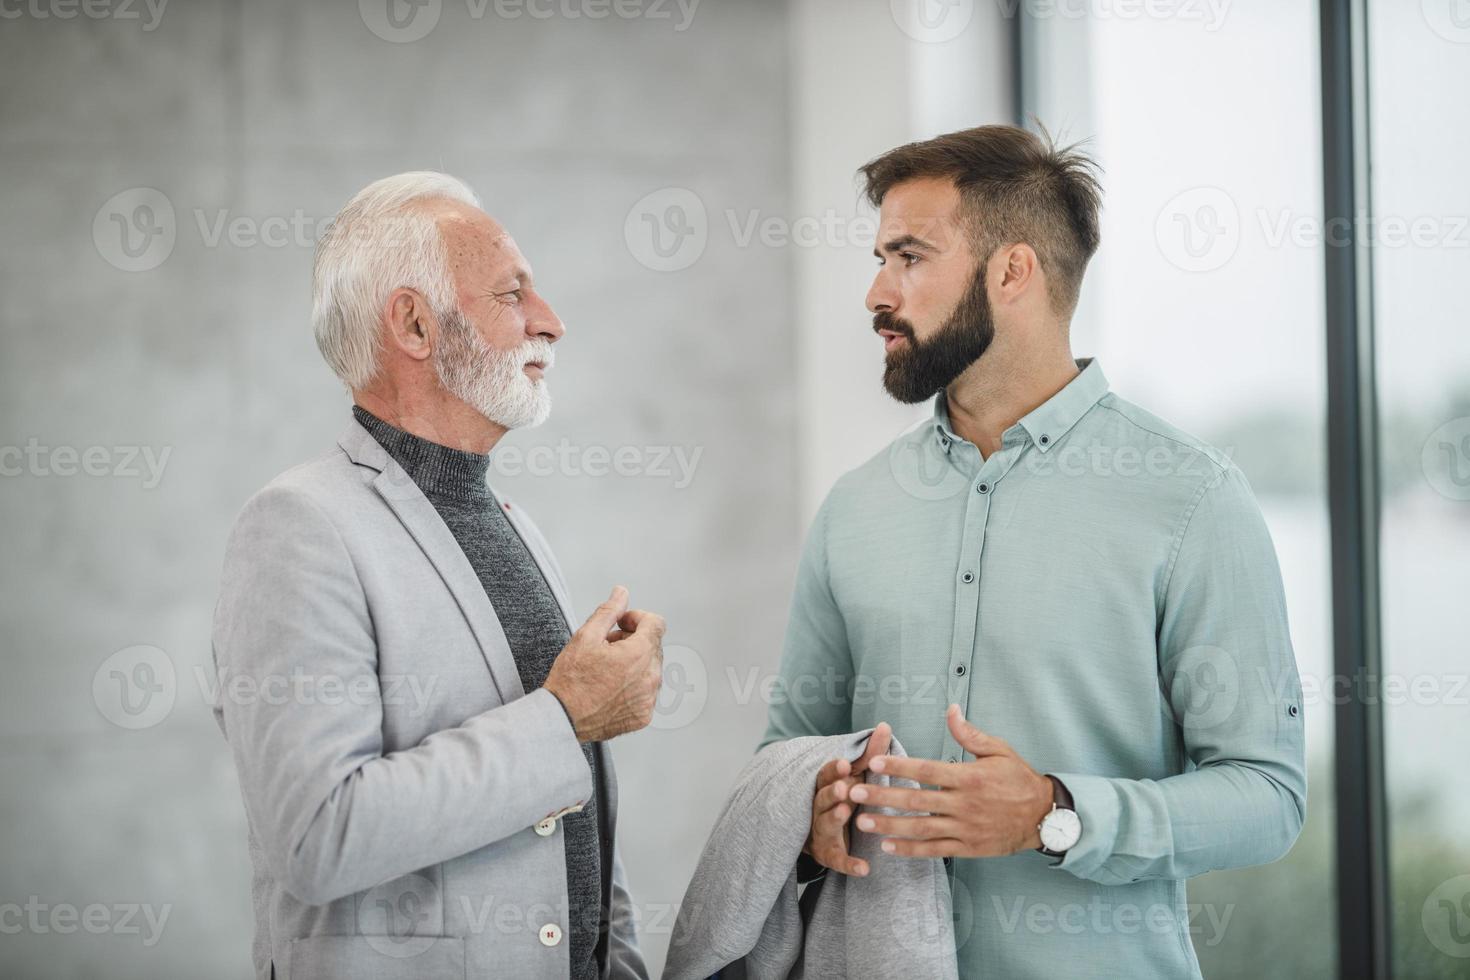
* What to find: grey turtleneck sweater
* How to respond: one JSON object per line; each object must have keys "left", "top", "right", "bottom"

{"left": 353, "top": 405, "right": 604, "bottom": 979}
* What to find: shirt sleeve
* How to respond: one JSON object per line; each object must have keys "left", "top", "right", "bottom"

{"left": 1048, "top": 462, "right": 1308, "bottom": 886}
{"left": 760, "top": 492, "right": 857, "bottom": 748}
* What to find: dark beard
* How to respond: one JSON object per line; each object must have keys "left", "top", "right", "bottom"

{"left": 877, "top": 263, "right": 995, "bottom": 404}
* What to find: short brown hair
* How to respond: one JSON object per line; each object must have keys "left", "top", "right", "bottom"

{"left": 859, "top": 124, "right": 1103, "bottom": 318}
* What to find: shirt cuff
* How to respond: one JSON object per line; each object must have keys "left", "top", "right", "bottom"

{"left": 1044, "top": 771, "right": 1121, "bottom": 879}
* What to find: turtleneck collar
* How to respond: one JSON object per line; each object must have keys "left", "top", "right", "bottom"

{"left": 352, "top": 405, "right": 493, "bottom": 501}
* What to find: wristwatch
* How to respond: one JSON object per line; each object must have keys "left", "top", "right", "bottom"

{"left": 1036, "top": 775, "right": 1081, "bottom": 858}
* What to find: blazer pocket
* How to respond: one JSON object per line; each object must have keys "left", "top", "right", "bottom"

{"left": 285, "top": 934, "right": 465, "bottom": 980}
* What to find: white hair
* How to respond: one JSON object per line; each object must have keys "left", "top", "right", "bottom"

{"left": 312, "top": 171, "right": 481, "bottom": 391}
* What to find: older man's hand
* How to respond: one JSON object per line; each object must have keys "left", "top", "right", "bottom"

{"left": 544, "top": 586, "right": 665, "bottom": 742}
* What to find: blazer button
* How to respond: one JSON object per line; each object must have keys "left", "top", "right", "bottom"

{"left": 534, "top": 818, "right": 557, "bottom": 837}
{"left": 539, "top": 923, "right": 563, "bottom": 946}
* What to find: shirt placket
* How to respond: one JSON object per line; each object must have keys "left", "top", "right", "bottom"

{"left": 937, "top": 431, "right": 1029, "bottom": 767}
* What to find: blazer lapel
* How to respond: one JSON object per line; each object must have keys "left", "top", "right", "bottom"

{"left": 339, "top": 419, "right": 525, "bottom": 705}
{"left": 497, "top": 487, "right": 624, "bottom": 830}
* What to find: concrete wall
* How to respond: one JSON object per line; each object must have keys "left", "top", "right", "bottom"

{"left": 0, "top": 1, "right": 1008, "bottom": 976}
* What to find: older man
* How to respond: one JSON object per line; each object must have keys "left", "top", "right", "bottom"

{"left": 211, "top": 172, "right": 661, "bottom": 980}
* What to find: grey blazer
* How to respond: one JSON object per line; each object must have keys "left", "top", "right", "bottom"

{"left": 211, "top": 417, "right": 648, "bottom": 980}
{"left": 664, "top": 731, "right": 957, "bottom": 980}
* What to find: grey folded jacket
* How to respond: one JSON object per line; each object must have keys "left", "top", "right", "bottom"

{"left": 663, "top": 730, "right": 959, "bottom": 980}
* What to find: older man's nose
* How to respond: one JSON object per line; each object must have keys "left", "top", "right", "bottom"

{"left": 528, "top": 293, "right": 565, "bottom": 343}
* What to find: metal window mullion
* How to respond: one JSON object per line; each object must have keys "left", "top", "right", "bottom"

{"left": 1320, "top": 0, "right": 1391, "bottom": 976}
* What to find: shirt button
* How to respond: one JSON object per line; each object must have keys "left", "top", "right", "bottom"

{"left": 539, "top": 923, "right": 563, "bottom": 947}
{"left": 534, "top": 818, "right": 556, "bottom": 836}
{"left": 1039, "top": 434, "right": 1051, "bottom": 446}
{"left": 955, "top": 664, "right": 967, "bottom": 676}
{"left": 961, "top": 571, "right": 975, "bottom": 584}
{"left": 946, "top": 756, "right": 957, "bottom": 764}
{"left": 976, "top": 483, "right": 989, "bottom": 494}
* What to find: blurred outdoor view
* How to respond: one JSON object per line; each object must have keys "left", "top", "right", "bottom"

{"left": 1026, "top": 0, "right": 1470, "bottom": 974}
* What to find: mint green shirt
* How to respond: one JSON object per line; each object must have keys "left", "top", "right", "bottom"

{"left": 763, "top": 357, "right": 1306, "bottom": 979}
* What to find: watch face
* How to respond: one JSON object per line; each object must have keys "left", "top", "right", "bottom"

{"left": 1040, "top": 807, "right": 1082, "bottom": 852}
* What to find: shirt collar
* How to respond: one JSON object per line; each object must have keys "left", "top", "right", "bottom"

{"left": 931, "top": 356, "right": 1109, "bottom": 454}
